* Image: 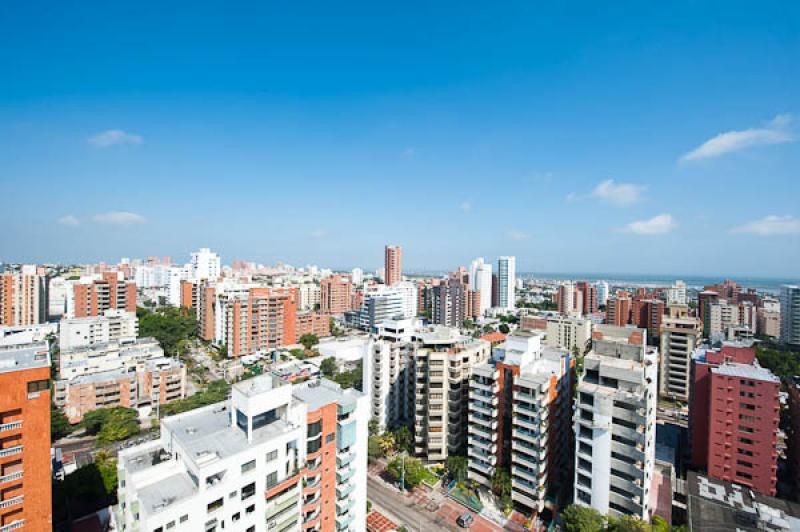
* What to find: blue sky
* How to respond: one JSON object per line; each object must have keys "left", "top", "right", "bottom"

{"left": 1, "top": 2, "right": 798, "bottom": 277}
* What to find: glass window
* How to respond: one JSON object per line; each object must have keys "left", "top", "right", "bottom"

{"left": 241, "top": 460, "right": 256, "bottom": 474}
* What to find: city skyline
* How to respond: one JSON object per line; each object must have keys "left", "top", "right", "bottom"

{"left": 2, "top": 2, "right": 799, "bottom": 276}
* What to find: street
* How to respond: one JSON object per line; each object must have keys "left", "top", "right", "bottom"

{"left": 368, "top": 476, "right": 455, "bottom": 532}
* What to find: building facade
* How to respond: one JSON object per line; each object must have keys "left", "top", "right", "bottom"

{"left": 71, "top": 272, "right": 137, "bottom": 318}
{"left": 497, "top": 256, "right": 516, "bottom": 310}
{"left": 658, "top": 312, "right": 702, "bottom": 402}
{"left": 320, "top": 275, "right": 352, "bottom": 315}
{"left": 780, "top": 285, "right": 800, "bottom": 347}
{"left": 384, "top": 245, "right": 402, "bottom": 287}
{"left": 59, "top": 309, "right": 139, "bottom": 350}
{"left": 0, "top": 265, "right": 48, "bottom": 326}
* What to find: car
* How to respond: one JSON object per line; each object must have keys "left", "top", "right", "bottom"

{"left": 457, "top": 513, "right": 474, "bottom": 528}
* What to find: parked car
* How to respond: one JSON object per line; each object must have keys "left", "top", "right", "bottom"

{"left": 457, "top": 513, "right": 474, "bottom": 528}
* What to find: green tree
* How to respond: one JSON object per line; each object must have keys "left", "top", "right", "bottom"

{"left": 95, "top": 408, "right": 140, "bottom": 446}
{"left": 491, "top": 467, "right": 512, "bottom": 498}
{"left": 368, "top": 419, "right": 380, "bottom": 436}
{"left": 386, "top": 456, "right": 427, "bottom": 490}
{"left": 499, "top": 323, "right": 510, "bottom": 334}
{"left": 161, "top": 379, "right": 231, "bottom": 416}
{"left": 650, "top": 515, "right": 669, "bottom": 532}
{"left": 609, "top": 515, "right": 651, "bottom": 532}
{"left": 392, "top": 426, "right": 413, "bottom": 454}
{"left": 463, "top": 319, "right": 474, "bottom": 330}
{"left": 333, "top": 359, "right": 363, "bottom": 391}
{"left": 446, "top": 455, "right": 468, "bottom": 482}
{"left": 560, "top": 504, "right": 605, "bottom": 532}
{"left": 51, "top": 403, "right": 74, "bottom": 441}
{"left": 137, "top": 306, "right": 197, "bottom": 357}
{"left": 298, "top": 333, "right": 319, "bottom": 351}
{"left": 320, "top": 357, "right": 338, "bottom": 378}
{"left": 368, "top": 435, "right": 384, "bottom": 462}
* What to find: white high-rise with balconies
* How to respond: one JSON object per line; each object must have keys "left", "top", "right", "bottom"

{"left": 780, "top": 285, "right": 800, "bottom": 347}
{"left": 573, "top": 325, "right": 658, "bottom": 521}
{"left": 190, "top": 247, "right": 221, "bottom": 282}
{"left": 470, "top": 259, "right": 493, "bottom": 316}
{"left": 497, "top": 256, "right": 516, "bottom": 310}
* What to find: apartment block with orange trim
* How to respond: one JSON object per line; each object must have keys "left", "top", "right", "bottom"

{"left": 467, "top": 331, "right": 574, "bottom": 517}
{"left": 0, "top": 265, "right": 48, "bottom": 326}
{"left": 0, "top": 341, "right": 52, "bottom": 531}
{"left": 69, "top": 271, "right": 136, "bottom": 318}
{"left": 115, "top": 374, "right": 368, "bottom": 532}
{"left": 320, "top": 275, "right": 352, "bottom": 315}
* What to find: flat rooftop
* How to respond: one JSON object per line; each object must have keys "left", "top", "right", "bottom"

{"left": 713, "top": 363, "right": 779, "bottom": 383}
{"left": 137, "top": 471, "right": 196, "bottom": 516}
{"left": 292, "top": 378, "right": 360, "bottom": 412}
{"left": 0, "top": 341, "right": 50, "bottom": 373}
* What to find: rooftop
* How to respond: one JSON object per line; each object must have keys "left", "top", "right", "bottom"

{"left": 713, "top": 363, "right": 779, "bottom": 383}
{"left": 0, "top": 341, "right": 50, "bottom": 373}
{"left": 292, "top": 378, "right": 361, "bottom": 412}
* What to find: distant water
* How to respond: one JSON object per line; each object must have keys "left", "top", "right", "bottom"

{"left": 519, "top": 272, "right": 799, "bottom": 293}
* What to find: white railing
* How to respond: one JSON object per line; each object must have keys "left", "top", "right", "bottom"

{"left": 0, "top": 446, "right": 23, "bottom": 458}
{"left": 0, "top": 421, "right": 22, "bottom": 433}
{"left": 0, "top": 495, "right": 23, "bottom": 509}
{"left": 0, "top": 471, "right": 23, "bottom": 484}
{"left": 0, "top": 519, "right": 24, "bottom": 532}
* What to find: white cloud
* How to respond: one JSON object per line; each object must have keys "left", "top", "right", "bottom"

{"left": 622, "top": 214, "right": 677, "bottom": 235}
{"left": 460, "top": 200, "right": 472, "bottom": 212}
{"left": 310, "top": 229, "right": 328, "bottom": 239}
{"left": 88, "top": 129, "right": 143, "bottom": 148}
{"left": 58, "top": 214, "right": 80, "bottom": 226}
{"left": 92, "top": 211, "right": 146, "bottom": 225}
{"left": 731, "top": 215, "right": 800, "bottom": 236}
{"left": 507, "top": 230, "right": 531, "bottom": 241}
{"left": 592, "top": 179, "right": 644, "bottom": 207}
{"left": 681, "top": 114, "right": 794, "bottom": 162}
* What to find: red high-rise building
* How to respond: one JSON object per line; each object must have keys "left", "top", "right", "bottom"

{"left": 606, "top": 291, "right": 632, "bottom": 326}
{"left": 632, "top": 298, "right": 665, "bottom": 340}
{"left": 320, "top": 274, "right": 352, "bottom": 314}
{"left": 576, "top": 281, "right": 597, "bottom": 315}
{"left": 384, "top": 245, "right": 402, "bottom": 286}
{"left": 73, "top": 272, "right": 136, "bottom": 318}
{"left": 689, "top": 342, "right": 780, "bottom": 495}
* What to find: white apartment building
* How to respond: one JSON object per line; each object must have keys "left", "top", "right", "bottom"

{"left": 574, "top": 325, "right": 658, "bottom": 521}
{"left": 351, "top": 268, "right": 364, "bottom": 286}
{"left": 349, "top": 283, "right": 417, "bottom": 331}
{"left": 658, "top": 315, "right": 702, "bottom": 402}
{"left": 297, "top": 284, "right": 321, "bottom": 311}
{"left": 413, "top": 327, "right": 490, "bottom": 462}
{"left": 468, "top": 331, "right": 574, "bottom": 516}
{"left": 497, "top": 256, "right": 516, "bottom": 310}
{"left": 57, "top": 337, "right": 164, "bottom": 380}
{"left": 707, "top": 300, "right": 757, "bottom": 341}
{"left": 191, "top": 247, "right": 222, "bottom": 282}
{"left": 545, "top": 315, "right": 592, "bottom": 353}
{"left": 595, "top": 281, "right": 610, "bottom": 308}
{"left": 59, "top": 309, "right": 139, "bottom": 350}
{"left": 470, "top": 258, "right": 493, "bottom": 315}
{"left": 780, "top": 285, "right": 800, "bottom": 347}
{"left": 49, "top": 276, "right": 69, "bottom": 318}
{"left": 667, "top": 281, "right": 687, "bottom": 306}
{"left": 114, "top": 376, "right": 368, "bottom": 532}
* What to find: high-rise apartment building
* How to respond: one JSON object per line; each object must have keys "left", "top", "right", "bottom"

{"left": 348, "top": 283, "right": 417, "bottom": 331}
{"left": 320, "top": 274, "right": 352, "bottom": 315}
{"left": 432, "top": 278, "right": 466, "bottom": 327}
{"left": 384, "top": 245, "right": 402, "bottom": 286}
{"left": 0, "top": 342, "right": 52, "bottom": 531}
{"left": 780, "top": 285, "right": 800, "bottom": 347}
{"left": 595, "top": 281, "right": 610, "bottom": 308}
{"left": 70, "top": 272, "right": 136, "bottom": 318}
{"left": 631, "top": 298, "right": 665, "bottom": 341}
{"left": 576, "top": 281, "right": 598, "bottom": 315}
{"left": 190, "top": 247, "right": 221, "bottom": 282}
{"left": 556, "top": 282, "right": 581, "bottom": 317}
{"left": 606, "top": 292, "right": 632, "bottom": 327}
{"left": 413, "top": 328, "right": 490, "bottom": 461}
{"left": 668, "top": 280, "right": 687, "bottom": 306}
{"left": 658, "top": 310, "right": 702, "bottom": 402}
{"left": 689, "top": 341, "right": 779, "bottom": 496}
{"left": 115, "top": 375, "right": 368, "bottom": 532}
{"left": 470, "top": 259, "right": 493, "bottom": 316}
{"left": 573, "top": 325, "right": 658, "bottom": 520}
{"left": 497, "top": 256, "right": 516, "bottom": 310}
{"left": 0, "top": 265, "right": 48, "bottom": 326}
{"left": 545, "top": 315, "right": 593, "bottom": 353}
{"left": 468, "top": 332, "right": 574, "bottom": 517}
{"left": 216, "top": 288, "right": 299, "bottom": 357}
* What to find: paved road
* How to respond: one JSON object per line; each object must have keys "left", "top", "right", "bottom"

{"left": 368, "top": 477, "right": 454, "bottom": 532}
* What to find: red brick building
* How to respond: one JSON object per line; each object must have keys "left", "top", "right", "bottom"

{"left": 73, "top": 272, "right": 136, "bottom": 318}
{"left": 689, "top": 343, "right": 780, "bottom": 495}
{"left": 320, "top": 275, "right": 352, "bottom": 315}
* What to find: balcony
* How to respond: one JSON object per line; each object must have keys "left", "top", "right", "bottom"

{"left": 336, "top": 497, "right": 355, "bottom": 516}
{"left": 0, "top": 445, "right": 23, "bottom": 458}
{"left": 336, "top": 511, "right": 356, "bottom": 531}
{"left": 0, "top": 471, "right": 22, "bottom": 485}
{"left": 0, "top": 520, "right": 24, "bottom": 532}
{"left": 336, "top": 451, "right": 355, "bottom": 468}
{"left": 0, "top": 495, "right": 23, "bottom": 510}
{"left": 0, "top": 421, "right": 22, "bottom": 433}
{"left": 336, "top": 467, "right": 355, "bottom": 484}
{"left": 336, "top": 482, "right": 355, "bottom": 499}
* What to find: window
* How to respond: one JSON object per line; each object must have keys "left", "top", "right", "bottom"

{"left": 736, "top": 460, "right": 753, "bottom": 468}
{"left": 229, "top": 491, "right": 237, "bottom": 499}
{"left": 739, "top": 437, "right": 754, "bottom": 445}
{"left": 739, "top": 414, "right": 756, "bottom": 422}
{"left": 246, "top": 504, "right": 255, "bottom": 514}
{"left": 241, "top": 460, "right": 256, "bottom": 474}
{"left": 307, "top": 420, "right": 322, "bottom": 438}
{"left": 166, "top": 522, "right": 175, "bottom": 530}
{"left": 266, "top": 471, "right": 278, "bottom": 488}
{"left": 247, "top": 527, "right": 255, "bottom": 532}
{"left": 27, "top": 379, "right": 48, "bottom": 393}
{"left": 308, "top": 438, "right": 321, "bottom": 454}
{"left": 232, "top": 513, "right": 240, "bottom": 522}
{"left": 241, "top": 482, "right": 256, "bottom": 500}
{"left": 266, "top": 450, "right": 278, "bottom": 463}
{"left": 154, "top": 528, "right": 163, "bottom": 532}
{"left": 180, "top": 515, "right": 189, "bottom": 523}
{"left": 326, "top": 433, "right": 335, "bottom": 443}
{"left": 207, "top": 498, "right": 223, "bottom": 513}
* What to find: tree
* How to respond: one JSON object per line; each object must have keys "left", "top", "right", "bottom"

{"left": 650, "top": 515, "right": 669, "bottom": 532}
{"left": 608, "top": 515, "right": 651, "bottom": 532}
{"left": 95, "top": 408, "right": 140, "bottom": 446}
{"left": 386, "top": 456, "right": 427, "bottom": 490}
{"left": 137, "top": 306, "right": 197, "bottom": 357}
{"left": 446, "top": 455, "right": 468, "bottom": 482}
{"left": 560, "top": 504, "right": 605, "bottom": 532}
{"left": 298, "top": 333, "right": 319, "bottom": 351}
{"left": 368, "top": 419, "right": 380, "bottom": 436}
{"left": 51, "top": 404, "right": 74, "bottom": 442}
{"left": 392, "top": 426, "right": 413, "bottom": 454}
{"left": 378, "top": 432, "right": 396, "bottom": 454}
{"left": 320, "top": 357, "right": 338, "bottom": 378}
{"left": 499, "top": 323, "right": 510, "bottom": 334}
{"left": 368, "top": 435, "right": 384, "bottom": 462}
{"left": 490, "top": 467, "right": 512, "bottom": 498}
{"left": 463, "top": 319, "right": 474, "bottom": 330}
{"left": 161, "top": 379, "right": 231, "bottom": 416}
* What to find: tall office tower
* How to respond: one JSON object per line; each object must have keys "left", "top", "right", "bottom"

{"left": 573, "top": 325, "right": 658, "bottom": 520}
{"left": 595, "top": 281, "right": 610, "bottom": 308}
{"left": 658, "top": 309, "right": 702, "bottom": 402}
{"left": 413, "top": 328, "right": 490, "bottom": 462}
{"left": 606, "top": 292, "right": 632, "bottom": 327}
{"left": 432, "top": 278, "right": 466, "bottom": 327}
{"left": 320, "top": 274, "right": 352, "bottom": 315}
{"left": 545, "top": 315, "right": 593, "bottom": 353}
{"left": 576, "top": 281, "right": 597, "bottom": 315}
{"left": 350, "top": 267, "right": 364, "bottom": 286}
{"left": 631, "top": 298, "right": 665, "bottom": 341}
{"left": 190, "top": 247, "right": 221, "bottom": 282}
{"left": 365, "top": 318, "right": 418, "bottom": 432}
{"left": 0, "top": 342, "right": 52, "bottom": 531}
{"left": 70, "top": 271, "right": 137, "bottom": 319}
{"left": 689, "top": 341, "right": 779, "bottom": 496}
{"left": 468, "top": 332, "right": 574, "bottom": 517}
{"left": 59, "top": 309, "right": 139, "bottom": 350}
{"left": 668, "top": 280, "right": 687, "bottom": 305}
{"left": 116, "top": 375, "right": 369, "bottom": 532}
{"left": 497, "top": 256, "right": 516, "bottom": 310}
{"left": 384, "top": 245, "right": 402, "bottom": 286}
{"left": 0, "top": 265, "right": 48, "bottom": 326}
{"left": 216, "top": 288, "right": 299, "bottom": 357}
{"left": 780, "top": 285, "right": 800, "bottom": 347}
